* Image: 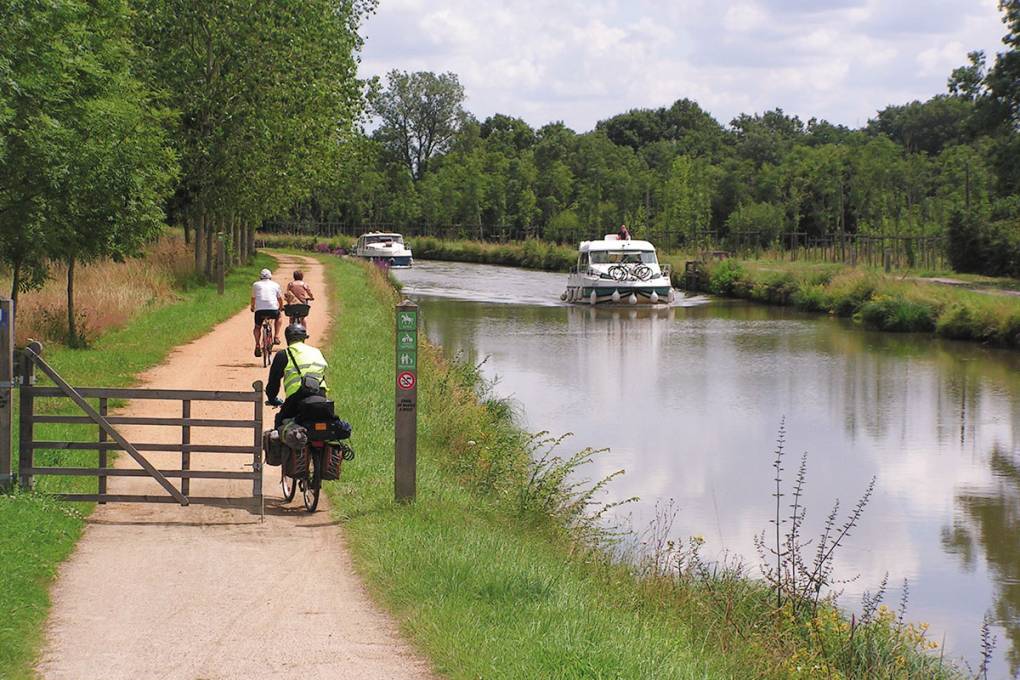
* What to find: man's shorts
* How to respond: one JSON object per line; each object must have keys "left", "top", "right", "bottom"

{"left": 254, "top": 309, "right": 281, "bottom": 327}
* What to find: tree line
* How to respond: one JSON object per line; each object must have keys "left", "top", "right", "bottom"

{"left": 1, "top": 0, "right": 372, "bottom": 342}
{"left": 297, "top": 2, "right": 1020, "bottom": 278}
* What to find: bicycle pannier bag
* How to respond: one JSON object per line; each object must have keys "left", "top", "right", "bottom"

{"left": 283, "top": 446, "right": 308, "bottom": 478}
{"left": 321, "top": 445, "right": 343, "bottom": 481}
{"left": 281, "top": 420, "right": 308, "bottom": 450}
{"left": 262, "top": 430, "right": 284, "bottom": 466}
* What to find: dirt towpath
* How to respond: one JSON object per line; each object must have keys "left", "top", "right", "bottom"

{"left": 36, "top": 253, "right": 434, "bottom": 680}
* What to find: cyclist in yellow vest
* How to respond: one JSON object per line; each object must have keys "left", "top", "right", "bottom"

{"left": 265, "top": 323, "right": 329, "bottom": 427}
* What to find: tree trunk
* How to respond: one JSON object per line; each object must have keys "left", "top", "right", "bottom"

{"left": 66, "top": 256, "right": 77, "bottom": 346}
{"left": 194, "top": 215, "right": 205, "bottom": 275}
{"left": 228, "top": 215, "right": 236, "bottom": 267}
{"left": 11, "top": 261, "right": 21, "bottom": 308}
{"left": 183, "top": 219, "right": 191, "bottom": 246}
{"left": 233, "top": 217, "right": 241, "bottom": 266}
{"left": 204, "top": 215, "right": 214, "bottom": 278}
{"left": 247, "top": 224, "right": 255, "bottom": 263}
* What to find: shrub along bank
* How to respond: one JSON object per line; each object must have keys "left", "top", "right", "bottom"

{"left": 0, "top": 253, "right": 274, "bottom": 680}
{"left": 693, "top": 259, "right": 1020, "bottom": 347}
{"left": 316, "top": 255, "right": 963, "bottom": 679}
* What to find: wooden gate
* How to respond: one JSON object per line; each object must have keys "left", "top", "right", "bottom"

{"left": 17, "top": 342, "right": 264, "bottom": 514}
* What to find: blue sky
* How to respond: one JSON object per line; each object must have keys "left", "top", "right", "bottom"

{"left": 358, "top": 0, "right": 1008, "bottom": 131}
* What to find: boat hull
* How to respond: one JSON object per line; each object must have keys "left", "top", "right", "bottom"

{"left": 562, "top": 283, "right": 673, "bottom": 305}
{"left": 355, "top": 253, "right": 413, "bottom": 268}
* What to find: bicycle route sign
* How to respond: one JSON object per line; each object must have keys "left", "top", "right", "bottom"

{"left": 395, "top": 300, "right": 418, "bottom": 502}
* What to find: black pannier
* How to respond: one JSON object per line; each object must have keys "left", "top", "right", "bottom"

{"left": 283, "top": 446, "right": 308, "bottom": 477}
{"left": 262, "top": 430, "right": 284, "bottom": 466}
{"left": 296, "top": 395, "right": 335, "bottom": 423}
{"left": 306, "top": 417, "right": 352, "bottom": 442}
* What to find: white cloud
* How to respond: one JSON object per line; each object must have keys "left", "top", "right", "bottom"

{"left": 358, "top": 0, "right": 1007, "bottom": 131}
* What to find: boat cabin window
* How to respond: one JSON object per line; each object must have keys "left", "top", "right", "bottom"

{"left": 589, "top": 250, "right": 657, "bottom": 265}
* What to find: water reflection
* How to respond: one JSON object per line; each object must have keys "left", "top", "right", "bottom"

{"left": 944, "top": 446, "right": 1020, "bottom": 675}
{"left": 394, "top": 261, "right": 1020, "bottom": 674}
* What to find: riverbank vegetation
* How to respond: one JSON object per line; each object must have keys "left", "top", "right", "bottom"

{"left": 0, "top": 254, "right": 273, "bottom": 679}
{"left": 319, "top": 255, "right": 966, "bottom": 678}
{"left": 694, "top": 258, "right": 1020, "bottom": 347}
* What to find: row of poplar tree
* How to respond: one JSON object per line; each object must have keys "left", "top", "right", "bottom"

{"left": 1, "top": 0, "right": 373, "bottom": 338}
{"left": 302, "top": 3, "right": 1020, "bottom": 277}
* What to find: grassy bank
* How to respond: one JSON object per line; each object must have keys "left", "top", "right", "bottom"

{"left": 0, "top": 252, "right": 273, "bottom": 679}
{"left": 317, "top": 256, "right": 960, "bottom": 679}
{"left": 692, "top": 258, "right": 1020, "bottom": 348}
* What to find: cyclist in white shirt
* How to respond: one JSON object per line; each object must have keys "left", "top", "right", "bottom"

{"left": 251, "top": 268, "right": 284, "bottom": 356}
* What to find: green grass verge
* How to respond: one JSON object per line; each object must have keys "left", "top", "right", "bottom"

{"left": 0, "top": 252, "right": 273, "bottom": 679}
{"left": 316, "top": 256, "right": 961, "bottom": 679}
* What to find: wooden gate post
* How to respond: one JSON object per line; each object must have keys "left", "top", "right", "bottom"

{"left": 394, "top": 300, "right": 418, "bottom": 503}
{"left": 18, "top": 341, "right": 38, "bottom": 489}
{"left": 0, "top": 298, "right": 12, "bottom": 490}
{"left": 216, "top": 233, "right": 226, "bottom": 295}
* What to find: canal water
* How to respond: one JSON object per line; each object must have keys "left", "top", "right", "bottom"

{"left": 394, "top": 260, "right": 1020, "bottom": 675}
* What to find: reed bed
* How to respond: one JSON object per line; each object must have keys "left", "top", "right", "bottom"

{"left": 0, "top": 235, "right": 194, "bottom": 346}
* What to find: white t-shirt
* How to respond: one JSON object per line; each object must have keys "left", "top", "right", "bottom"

{"left": 252, "top": 280, "right": 282, "bottom": 311}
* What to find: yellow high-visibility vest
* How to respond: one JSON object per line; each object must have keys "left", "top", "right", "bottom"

{"left": 283, "top": 342, "right": 329, "bottom": 398}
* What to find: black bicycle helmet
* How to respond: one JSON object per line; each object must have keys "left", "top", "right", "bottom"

{"left": 284, "top": 323, "right": 308, "bottom": 344}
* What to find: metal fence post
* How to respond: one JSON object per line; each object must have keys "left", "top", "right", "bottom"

{"left": 0, "top": 298, "right": 12, "bottom": 490}
{"left": 394, "top": 300, "right": 418, "bottom": 503}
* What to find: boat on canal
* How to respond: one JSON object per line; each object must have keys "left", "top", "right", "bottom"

{"left": 353, "top": 232, "right": 413, "bottom": 268}
{"left": 561, "top": 235, "right": 674, "bottom": 305}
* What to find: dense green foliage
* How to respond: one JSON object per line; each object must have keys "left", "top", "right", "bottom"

{"left": 0, "top": 253, "right": 271, "bottom": 679}
{"left": 1, "top": 0, "right": 372, "bottom": 340}
{"left": 0, "top": 0, "right": 177, "bottom": 328}
{"left": 290, "top": 4, "right": 1020, "bottom": 279}
{"left": 133, "top": 0, "right": 372, "bottom": 271}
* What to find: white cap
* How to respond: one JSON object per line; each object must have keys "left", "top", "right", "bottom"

{"left": 259, "top": 268, "right": 272, "bottom": 280}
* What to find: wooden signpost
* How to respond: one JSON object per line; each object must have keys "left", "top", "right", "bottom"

{"left": 395, "top": 300, "right": 418, "bottom": 502}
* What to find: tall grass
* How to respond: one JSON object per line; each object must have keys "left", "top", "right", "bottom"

{"left": 0, "top": 234, "right": 195, "bottom": 346}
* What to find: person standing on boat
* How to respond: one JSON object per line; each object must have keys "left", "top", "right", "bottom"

{"left": 617, "top": 224, "right": 631, "bottom": 240}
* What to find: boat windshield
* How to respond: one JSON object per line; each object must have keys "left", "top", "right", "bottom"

{"left": 363, "top": 235, "right": 403, "bottom": 245}
{"left": 589, "top": 250, "right": 657, "bottom": 265}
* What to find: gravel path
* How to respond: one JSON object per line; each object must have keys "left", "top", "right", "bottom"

{"left": 35, "top": 253, "right": 435, "bottom": 680}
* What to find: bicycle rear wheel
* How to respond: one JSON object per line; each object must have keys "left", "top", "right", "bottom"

{"left": 262, "top": 323, "right": 273, "bottom": 367}
{"left": 281, "top": 470, "right": 297, "bottom": 501}
{"left": 303, "top": 448, "right": 321, "bottom": 512}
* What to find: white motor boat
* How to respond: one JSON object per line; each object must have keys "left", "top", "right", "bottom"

{"left": 353, "top": 232, "right": 413, "bottom": 268}
{"left": 561, "top": 235, "right": 674, "bottom": 305}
